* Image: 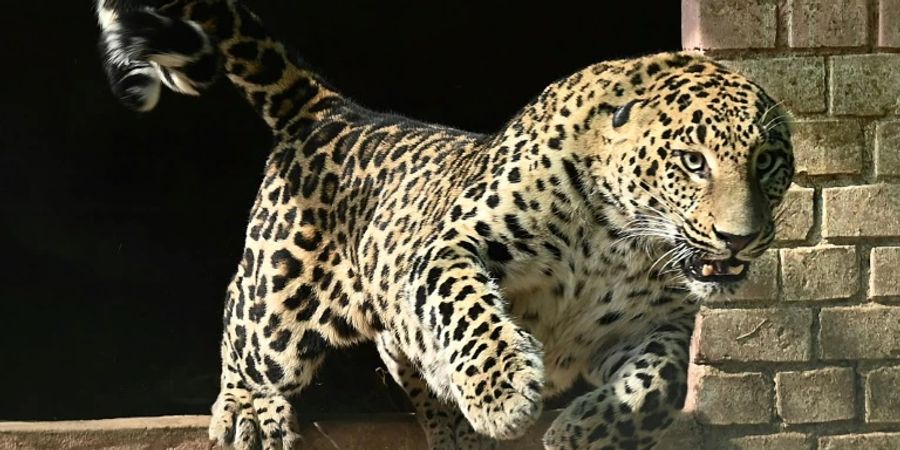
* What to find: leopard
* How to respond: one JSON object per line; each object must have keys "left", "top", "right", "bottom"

{"left": 95, "top": 1, "right": 794, "bottom": 449}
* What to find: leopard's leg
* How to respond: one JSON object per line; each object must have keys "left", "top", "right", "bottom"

{"left": 210, "top": 331, "right": 327, "bottom": 450}
{"left": 544, "top": 315, "right": 693, "bottom": 450}
{"left": 376, "top": 334, "right": 498, "bottom": 450}
{"left": 407, "top": 244, "right": 545, "bottom": 441}
{"left": 210, "top": 279, "right": 328, "bottom": 450}
{"left": 209, "top": 376, "right": 307, "bottom": 450}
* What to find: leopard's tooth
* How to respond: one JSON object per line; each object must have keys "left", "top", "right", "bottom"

{"left": 702, "top": 264, "right": 715, "bottom": 277}
{"left": 728, "top": 264, "right": 746, "bottom": 275}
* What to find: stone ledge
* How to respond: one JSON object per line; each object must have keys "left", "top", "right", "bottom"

{"left": 0, "top": 415, "right": 211, "bottom": 450}
{"left": 1, "top": 414, "right": 470, "bottom": 450}
{"left": 0, "top": 411, "right": 703, "bottom": 450}
{"left": 0, "top": 415, "right": 210, "bottom": 433}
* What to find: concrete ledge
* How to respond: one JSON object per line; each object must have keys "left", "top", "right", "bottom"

{"left": 0, "top": 413, "right": 554, "bottom": 450}
{"left": 0, "top": 415, "right": 211, "bottom": 433}
{"left": 1, "top": 412, "right": 701, "bottom": 449}
{"left": 0, "top": 415, "right": 211, "bottom": 450}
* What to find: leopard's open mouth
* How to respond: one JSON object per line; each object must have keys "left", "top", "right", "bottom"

{"left": 681, "top": 254, "right": 749, "bottom": 283}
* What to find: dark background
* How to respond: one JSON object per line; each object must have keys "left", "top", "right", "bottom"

{"left": 0, "top": 1, "right": 680, "bottom": 420}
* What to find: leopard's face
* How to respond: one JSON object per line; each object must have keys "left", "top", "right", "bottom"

{"left": 598, "top": 57, "right": 794, "bottom": 298}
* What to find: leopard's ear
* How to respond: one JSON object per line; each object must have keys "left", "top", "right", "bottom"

{"left": 612, "top": 99, "right": 640, "bottom": 128}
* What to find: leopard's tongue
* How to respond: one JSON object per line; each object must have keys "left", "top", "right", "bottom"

{"left": 701, "top": 261, "right": 746, "bottom": 277}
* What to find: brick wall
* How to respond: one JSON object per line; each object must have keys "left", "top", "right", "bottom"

{"left": 677, "top": 1, "right": 900, "bottom": 448}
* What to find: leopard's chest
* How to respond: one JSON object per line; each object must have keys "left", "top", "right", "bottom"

{"left": 503, "top": 236, "right": 684, "bottom": 396}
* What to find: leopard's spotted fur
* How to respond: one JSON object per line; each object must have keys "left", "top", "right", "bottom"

{"left": 96, "top": 1, "right": 794, "bottom": 449}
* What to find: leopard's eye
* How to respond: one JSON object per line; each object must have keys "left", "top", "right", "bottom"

{"left": 680, "top": 151, "right": 707, "bottom": 174}
{"left": 756, "top": 151, "right": 774, "bottom": 173}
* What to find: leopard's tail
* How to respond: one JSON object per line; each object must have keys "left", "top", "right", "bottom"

{"left": 96, "top": 0, "right": 220, "bottom": 111}
{"left": 96, "top": 0, "right": 336, "bottom": 132}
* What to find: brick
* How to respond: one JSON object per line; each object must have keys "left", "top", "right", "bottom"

{"left": 722, "top": 57, "right": 825, "bottom": 113}
{"left": 655, "top": 416, "right": 702, "bottom": 450}
{"left": 707, "top": 250, "right": 778, "bottom": 302}
{"left": 788, "top": 0, "right": 868, "bottom": 48}
{"left": 875, "top": 121, "right": 900, "bottom": 177}
{"left": 879, "top": 0, "right": 900, "bottom": 48}
{"left": 819, "top": 433, "right": 900, "bottom": 450}
{"left": 776, "top": 367, "right": 855, "bottom": 424}
{"left": 775, "top": 185, "right": 814, "bottom": 242}
{"left": 871, "top": 247, "right": 900, "bottom": 298}
{"left": 866, "top": 366, "right": 900, "bottom": 423}
{"left": 694, "top": 368, "right": 771, "bottom": 425}
{"left": 781, "top": 246, "right": 859, "bottom": 301}
{"left": 682, "top": 0, "right": 776, "bottom": 50}
{"left": 791, "top": 120, "right": 863, "bottom": 176}
{"left": 830, "top": 55, "right": 900, "bottom": 115}
{"left": 820, "top": 306, "right": 900, "bottom": 359}
{"left": 697, "top": 308, "right": 812, "bottom": 363}
{"left": 725, "top": 433, "right": 812, "bottom": 450}
{"left": 823, "top": 184, "right": 900, "bottom": 238}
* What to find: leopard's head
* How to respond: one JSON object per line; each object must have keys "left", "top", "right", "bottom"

{"left": 588, "top": 52, "right": 794, "bottom": 298}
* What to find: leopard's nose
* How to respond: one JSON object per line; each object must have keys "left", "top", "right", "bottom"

{"left": 713, "top": 228, "right": 759, "bottom": 254}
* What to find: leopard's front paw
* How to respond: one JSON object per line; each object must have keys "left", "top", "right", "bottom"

{"left": 455, "top": 330, "right": 545, "bottom": 440}
{"left": 453, "top": 417, "right": 500, "bottom": 450}
{"left": 209, "top": 387, "right": 300, "bottom": 450}
{"left": 466, "top": 386, "right": 542, "bottom": 440}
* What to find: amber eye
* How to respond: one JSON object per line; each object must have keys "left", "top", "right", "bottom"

{"left": 756, "top": 151, "right": 774, "bottom": 173}
{"left": 680, "top": 151, "right": 707, "bottom": 174}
